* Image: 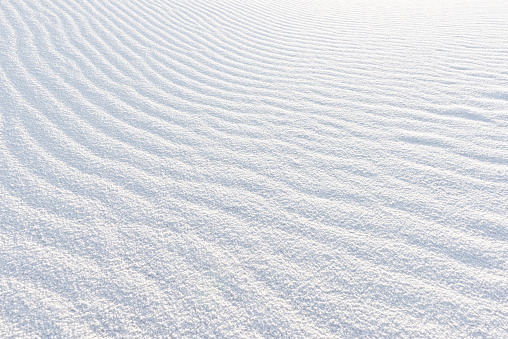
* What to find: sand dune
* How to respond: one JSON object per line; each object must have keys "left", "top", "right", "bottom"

{"left": 1, "top": 0, "right": 507, "bottom": 337}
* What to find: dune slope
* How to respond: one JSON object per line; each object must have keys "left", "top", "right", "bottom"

{"left": 1, "top": 0, "right": 508, "bottom": 337}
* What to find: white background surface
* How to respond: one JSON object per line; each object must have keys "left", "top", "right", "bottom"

{"left": 1, "top": 0, "right": 507, "bottom": 337}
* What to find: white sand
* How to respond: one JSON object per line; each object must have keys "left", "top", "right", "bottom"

{"left": 1, "top": 0, "right": 507, "bottom": 337}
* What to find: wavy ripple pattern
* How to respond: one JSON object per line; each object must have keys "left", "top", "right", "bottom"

{"left": 1, "top": 0, "right": 508, "bottom": 337}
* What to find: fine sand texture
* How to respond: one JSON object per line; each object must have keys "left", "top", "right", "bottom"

{"left": 1, "top": 0, "right": 508, "bottom": 337}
